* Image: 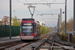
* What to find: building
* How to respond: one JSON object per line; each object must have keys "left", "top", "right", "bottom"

{"left": 0, "top": 19, "right": 3, "bottom": 25}
{"left": 40, "top": 22, "right": 45, "bottom": 26}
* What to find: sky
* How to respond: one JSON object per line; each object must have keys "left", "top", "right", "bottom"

{"left": 0, "top": 0, "right": 73, "bottom": 27}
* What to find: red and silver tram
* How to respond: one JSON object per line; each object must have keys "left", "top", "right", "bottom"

{"left": 20, "top": 18, "right": 40, "bottom": 40}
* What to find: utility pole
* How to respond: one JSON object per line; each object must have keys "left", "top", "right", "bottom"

{"left": 57, "top": 9, "right": 62, "bottom": 32}
{"left": 10, "top": 0, "right": 11, "bottom": 39}
{"left": 74, "top": 0, "right": 75, "bottom": 35}
{"left": 60, "top": 8, "right": 62, "bottom": 32}
{"left": 58, "top": 14, "right": 60, "bottom": 32}
{"left": 65, "top": 0, "right": 67, "bottom": 33}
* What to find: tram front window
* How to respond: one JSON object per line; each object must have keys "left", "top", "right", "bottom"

{"left": 22, "top": 23, "right": 33, "bottom": 35}
{"left": 22, "top": 26, "right": 32, "bottom": 33}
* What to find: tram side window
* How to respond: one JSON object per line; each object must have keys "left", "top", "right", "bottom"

{"left": 37, "top": 25, "right": 40, "bottom": 34}
{"left": 35, "top": 24, "right": 36, "bottom": 32}
{"left": 38, "top": 26, "right": 40, "bottom": 34}
{"left": 34, "top": 24, "right": 40, "bottom": 34}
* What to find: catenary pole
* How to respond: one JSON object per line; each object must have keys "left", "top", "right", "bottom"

{"left": 74, "top": 0, "right": 75, "bottom": 35}
{"left": 65, "top": 0, "right": 67, "bottom": 33}
{"left": 60, "top": 8, "right": 62, "bottom": 30}
{"left": 10, "top": 0, "right": 11, "bottom": 39}
{"left": 58, "top": 14, "right": 60, "bottom": 32}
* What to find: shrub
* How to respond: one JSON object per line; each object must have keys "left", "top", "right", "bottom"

{"left": 72, "top": 36, "right": 75, "bottom": 43}
{"left": 57, "top": 32, "right": 68, "bottom": 41}
{"left": 40, "top": 25, "right": 50, "bottom": 34}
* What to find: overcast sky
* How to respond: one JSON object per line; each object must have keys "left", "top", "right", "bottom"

{"left": 0, "top": 0, "right": 73, "bottom": 27}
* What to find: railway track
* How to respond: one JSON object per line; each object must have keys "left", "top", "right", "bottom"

{"left": 39, "top": 33, "right": 75, "bottom": 50}
{"left": 0, "top": 41, "right": 33, "bottom": 50}
{"left": 1, "top": 33, "right": 74, "bottom": 50}
{"left": 20, "top": 33, "right": 53, "bottom": 50}
{"left": 0, "top": 34, "right": 51, "bottom": 50}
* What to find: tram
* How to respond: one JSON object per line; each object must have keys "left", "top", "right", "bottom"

{"left": 20, "top": 18, "right": 40, "bottom": 40}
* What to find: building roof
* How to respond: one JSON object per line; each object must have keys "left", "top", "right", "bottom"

{"left": 0, "top": 19, "right": 2, "bottom": 21}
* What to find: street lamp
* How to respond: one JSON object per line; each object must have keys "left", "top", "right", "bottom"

{"left": 28, "top": 5, "right": 35, "bottom": 18}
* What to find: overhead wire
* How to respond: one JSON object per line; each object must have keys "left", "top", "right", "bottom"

{"left": 45, "top": 0, "right": 57, "bottom": 27}
{"left": 48, "top": 0, "right": 57, "bottom": 11}
{"left": 17, "top": 0, "right": 57, "bottom": 27}
{"left": 36, "top": 0, "right": 57, "bottom": 26}
{"left": 38, "top": 15, "right": 58, "bottom": 27}
{"left": 25, "top": 0, "right": 28, "bottom": 3}
{"left": 46, "top": 0, "right": 56, "bottom": 13}
{"left": 17, "top": 0, "right": 29, "bottom": 5}
{"left": 44, "top": 0, "right": 59, "bottom": 19}
{"left": 46, "top": 0, "right": 52, "bottom": 13}
{"left": 34, "top": 0, "right": 45, "bottom": 3}
{"left": 17, "top": 0, "right": 25, "bottom": 4}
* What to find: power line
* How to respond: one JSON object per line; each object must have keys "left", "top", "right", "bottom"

{"left": 46, "top": 0, "right": 56, "bottom": 13}
{"left": 24, "top": 3, "right": 65, "bottom": 5}
{"left": 37, "top": 13, "right": 59, "bottom": 16}
{"left": 46, "top": 0, "right": 56, "bottom": 6}
{"left": 25, "top": 0, "right": 28, "bottom": 3}
{"left": 36, "top": 14, "right": 57, "bottom": 27}
{"left": 34, "top": 0, "right": 45, "bottom": 3}
{"left": 17, "top": 0, "right": 24, "bottom": 4}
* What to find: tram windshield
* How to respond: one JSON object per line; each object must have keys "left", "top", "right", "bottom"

{"left": 22, "top": 26, "right": 32, "bottom": 33}
{"left": 21, "top": 23, "right": 33, "bottom": 35}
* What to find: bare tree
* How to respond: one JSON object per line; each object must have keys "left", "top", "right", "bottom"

{"left": 2, "top": 16, "right": 9, "bottom": 25}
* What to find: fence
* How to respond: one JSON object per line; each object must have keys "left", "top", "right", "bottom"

{"left": 0, "top": 25, "right": 20, "bottom": 37}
